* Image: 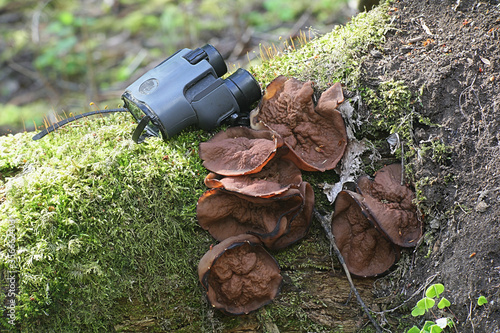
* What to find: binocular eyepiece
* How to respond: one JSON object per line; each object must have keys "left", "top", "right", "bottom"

{"left": 122, "top": 44, "right": 262, "bottom": 143}
{"left": 32, "top": 44, "right": 262, "bottom": 143}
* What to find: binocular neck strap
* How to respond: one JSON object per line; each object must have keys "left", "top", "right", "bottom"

{"left": 32, "top": 108, "right": 129, "bottom": 140}
{"left": 131, "top": 115, "right": 153, "bottom": 144}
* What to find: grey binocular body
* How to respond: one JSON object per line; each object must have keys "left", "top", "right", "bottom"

{"left": 32, "top": 44, "right": 262, "bottom": 143}
{"left": 122, "top": 44, "right": 262, "bottom": 143}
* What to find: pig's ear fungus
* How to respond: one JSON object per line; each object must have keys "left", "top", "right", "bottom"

{"left": 331, "top": 190, "right": 400, "bottom": 277}
{"left": 356, "top": 163, "right": 423, "bottom": 247}
{"left": 198, "top": 234, "right": 283, "bottom": 315}
{"left": 199, "top": 126, "right": 283, "bottom": 176}
{"left": 196, "top": 188, "right": 303, "bottom": 247}
{"left": 269, "top": 181, "right": 315, "bottom": 250}
{"left": 250, "top": 76, "right": 347, "bottom": 171}
{"left": 203, "top": 156, "right": 302, "bottom": 198}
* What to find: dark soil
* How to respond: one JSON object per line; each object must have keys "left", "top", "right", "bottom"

{"left": 360, "top": 0, "right": 500, "bottom": 331}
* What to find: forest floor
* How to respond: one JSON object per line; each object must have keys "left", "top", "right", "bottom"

{"left": 358, "top": 0, "right": 500, "bottom": 332}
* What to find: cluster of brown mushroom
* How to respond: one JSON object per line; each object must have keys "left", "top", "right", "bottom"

{"left": 197, "top": 76, "right": 348, "bottom": 314}
{"left": 196, "top": 75, "right": 422, "bottom": 314}
{"left": 331, "top": 163, "right": 423, "bottom": 277}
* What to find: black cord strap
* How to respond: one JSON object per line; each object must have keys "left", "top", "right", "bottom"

{"left": 32, "top": 108, "right": 129, "bottom": 140}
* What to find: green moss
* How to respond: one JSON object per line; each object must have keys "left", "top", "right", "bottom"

{"left": 418, "top": 139, "right": 452, "bottom": 164}
{"left": 302, "top": 170, "right": 340, "bottom": 210}
{"left": 258, "top": 292, "right": 333, "bottom": 333}
{"left": 360, "top": 80, "right": 413, "bottom": 139}
{"left": 0, "top": 114, "right": 213, "bottom": 331}
{"left": 273, "top": 223, "right": 332, "bottom": 272}
{"left": 250, "top": 2, "right": 391, "bottom": 90}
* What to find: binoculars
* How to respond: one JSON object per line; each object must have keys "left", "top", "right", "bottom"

{"left": 123, "top": 44, "right": 262, "bottom": 143}
{"left": 33, "top": 44, "right": 262, "bottom": 143}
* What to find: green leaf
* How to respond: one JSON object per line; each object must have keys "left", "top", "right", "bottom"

{"left": 477, "top": 295, "right": 488, "bottom": 306}
{"left": 437, "top": 297, "right": 451, "bottom": 309}
{"left": 429, "top": 324, "right": 443, "bottom": 333}
{"left": 58, "top": 12, "right": 74, "bottom": 26}
{"left": 407, "top": 327, "right": 421, "bottom": 333}
{"left": 422, "top": 321, "right": 435, "bottom": 332}
{"left": 426, "top": 283, "right": 445, "bottom": 298}
{"left": 412, "top": 305, "right": 426, "bottom": 317}
{"left": 417, "top": 297, "right": 436, "bottom": 311}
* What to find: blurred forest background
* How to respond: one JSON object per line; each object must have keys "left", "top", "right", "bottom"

{"left": 0, "top": 0, "right": 367, "bottom": 136}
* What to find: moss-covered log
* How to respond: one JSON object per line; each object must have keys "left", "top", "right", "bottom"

{"left": 0, "top": 4, "right": 399, "bottom": 332}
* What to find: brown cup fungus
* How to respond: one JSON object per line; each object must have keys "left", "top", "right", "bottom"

{"left": 196, "top": 185, "right": 306, "bottom": 249}
{"left": 198, "top": 234, "right": 283, "bottom": 315}
{"left": 196, "top": 75, "right": 355, "bottom": 314}
{"left": 204, "top": 156, "right": 302, "bottom": 198}
{"left": 356, "top": 164, "right": 422, "bottom": 247}
{"left": 331, "top": 191, "right": 400, "bottom": 277}
{"left": 199, "top": 126, "right": 283, "bottom": 176}
{"left": 270, "top": 181, "right": 315, "bottom": 250}
{"left": 250, "top": 76, "right": 347, "bottom": 172}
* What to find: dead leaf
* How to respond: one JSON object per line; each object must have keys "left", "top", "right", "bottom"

{"left": 479, "top": 56, "right": 491, "bottom": 66}
{"left": 420, "top": 19, "right": 433, "bottom": 35}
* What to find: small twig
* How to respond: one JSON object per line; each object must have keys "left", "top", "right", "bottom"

{"left": 314, "top": 209, "right": 383, "bottom": 333}
{"left": 401, "top": 139, "right": 405, "bottom": 186}
{"left": 426, "top": 55, "right": 437, "bottom": 64}
{"left": 371, "top": 272, "right": 440, "bottom": 314}
{"left": 408, "top": 36, "right": 424, "bottom": 44}
{"left": 32, "top": 0, "right": 52, "bottom": 44}
{"left": 467, "top": 300, "right": 476, "bottom": 333}
{"left": 472, "top": 89, "right": 483, "bottom": 111}
{"left": 419, "top": 18, "right": 433, "bottom": 35}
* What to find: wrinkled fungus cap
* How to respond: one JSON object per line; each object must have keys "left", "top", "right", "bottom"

{"left": 196, "top": 188, "right": 303, "bottom": 248}
{"left": 198, "top": 234, "right": 283, "bottom": 315}
{"left": 331, "top": 190, "right": 400, "bottom": 277}
{"left": 269, "top": 181, "right": 315, "bottom": 250}
{"left": 250, "top": 76, "right": 347, "bottom": 171}
{"left": 204, "top": 156, "right": 302, "bottom": 198}
{"left": 356, "top": 164, "right": 422, "bottom": 247}
{"left": 199, "top": 126, "right": 283, "bottom": 176}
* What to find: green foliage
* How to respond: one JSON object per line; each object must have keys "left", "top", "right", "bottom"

{"left": 426, "top": 283, "right": 444, "bottom": 298}
{"left": 411, "top": 297, "right": 436, "bottom": 317}
{"left": 408, "top": 320, "right": 448, "bottom": 333}
{"left": 264, "top": 0, "right": 301, "bottom": 21}
{"left": 437, "top": 297, "right": 451, "bottom": 309}
{"left": 34, "top": 13, "right": 91, "bottom": 80}
{"left": 416, "top": 297, "right": 436, "bottom": 313}
{"left": 1, "top": 0, "right": 349, "bottom": 133}
{"left": 477, "top": 295, "right": 488, "bottom": 306}
{"left": 261, "top": 0, "right": 348, "bottom": 23}
{"left": 3, "top": 0, "right": 349, "bottom": 92}
{"left": 407, "top": 283, "right": 454, "bottom": 333}
{"left": 0, "top": 103, "right": 50, "bottom": 130}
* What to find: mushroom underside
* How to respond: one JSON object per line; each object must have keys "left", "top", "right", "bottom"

{"left": 331, "top": 190, "right": 400, "bottom": 277}
{"left": 204, "top": 156, "right": 302, "bottom": 198}
{"left": 196, "top": 188, "right": 304, "bottom": 247}
{"left": 199, "top": 126, "right": 283, "bottom": 176}
{"left": 356, "top": 164, "right": 422, "bottom": 247}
